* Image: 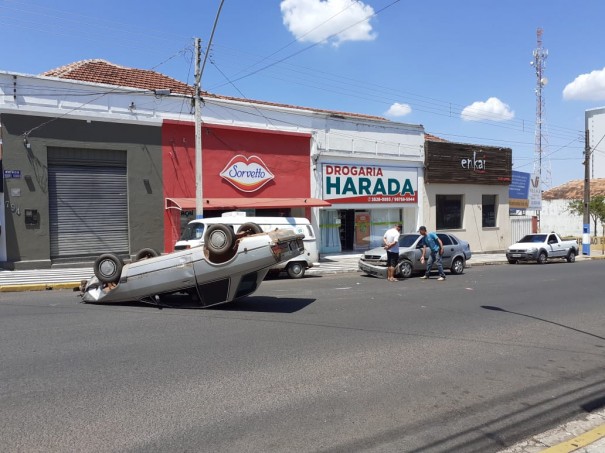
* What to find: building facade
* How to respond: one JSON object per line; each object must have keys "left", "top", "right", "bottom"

{"left": 1, "top": 62, "right": 426, "bottom": 267}
{"left": 423, "top": 140, "right": 513, "bottom": 252}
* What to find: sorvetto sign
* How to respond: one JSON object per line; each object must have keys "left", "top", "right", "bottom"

{"left": 322, "top": 163, "right": 418, "bottom": 204}
{"left": 219, "top": 154, "right": 275, "bottom": 192}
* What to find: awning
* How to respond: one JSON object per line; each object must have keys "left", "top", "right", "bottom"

{"left": 166, "top": 197, "right": 331, "bottom": 210}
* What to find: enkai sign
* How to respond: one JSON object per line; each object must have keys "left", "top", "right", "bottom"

{"left": 220, "top": 155, "right": 275, "bottom": 192}
{"left": 322, "top": 163, "right": 418, "bottom": 204}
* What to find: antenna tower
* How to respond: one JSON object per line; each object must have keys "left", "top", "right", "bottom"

{"left": 531, "top": 27, "right": 551, "bottom": 191}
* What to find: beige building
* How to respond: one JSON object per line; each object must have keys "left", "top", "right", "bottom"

{"left": 421, "top": 138, "right": 513, "bottom": 253}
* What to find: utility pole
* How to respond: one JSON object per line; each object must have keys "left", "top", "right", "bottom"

{"left": 194, "top": 37, "right": 203, "bottom": 219}
{"left": 583, "top": 129, "right": 591, "bottom": 255}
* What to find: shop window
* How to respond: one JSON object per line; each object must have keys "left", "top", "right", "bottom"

{"left": 482, "top": 195, "right": 497, "bottom": 228}
{"left": 436, "top": 195, "right": 463, "bottom": 230}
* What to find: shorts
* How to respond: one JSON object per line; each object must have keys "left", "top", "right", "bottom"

{"left": 386, "top": 251, "right": 399, "bottom": 267}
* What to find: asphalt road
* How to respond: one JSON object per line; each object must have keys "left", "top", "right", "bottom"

{"left": 1, "top": 261, "right": 604, "bottom": 453}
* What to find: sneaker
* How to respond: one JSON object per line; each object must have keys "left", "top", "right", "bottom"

{"left": 420, "top": 275, "right": 428, "bottom": 280}
{"left": 437, "top": 276, "right": 445, "bottom": 281}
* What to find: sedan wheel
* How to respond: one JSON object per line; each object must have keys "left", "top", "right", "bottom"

{"left": 396, "top": 260, "right": 413, "bottom": 279}
{"left": 93, "top": 253, "right": 123, "bottom": 284}
{"left": 450, "top": 257, "right": 465, "bottom": 275}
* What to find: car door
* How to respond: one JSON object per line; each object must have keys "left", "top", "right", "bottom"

{"left": 547, "top": 234, "right": 563, "bottom": 257}
{"left": 437, "top": 233, "right": 454, "bottom": 267}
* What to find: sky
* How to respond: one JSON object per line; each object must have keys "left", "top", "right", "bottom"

{"left": 2, "top": 0, "right": 605, "bottom": 188}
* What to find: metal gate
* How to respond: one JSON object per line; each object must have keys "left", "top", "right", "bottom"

{"left": 48, "top": 148, "right": 128, "bottom": 260}
{"left": 511, "top": 216, "right": 532, "bottom": 244}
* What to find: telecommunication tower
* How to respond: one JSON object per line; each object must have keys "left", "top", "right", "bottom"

{"left": 530, "top": 27, "right": 551, "bottom": 192}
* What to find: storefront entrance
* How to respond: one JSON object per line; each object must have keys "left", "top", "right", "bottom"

{"left": 338, "top": 210, "right": 355, "bottom": 251}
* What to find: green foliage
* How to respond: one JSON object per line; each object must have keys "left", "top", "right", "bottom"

{"left": 567, "top": 195, "right": 605, "bottom": 235}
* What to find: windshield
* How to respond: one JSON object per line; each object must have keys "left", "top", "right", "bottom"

{"left": 180, "top": 223, "right": 204, "bottom": 241}
{"left": 398, "top": 234, "right": 420, "bottom": 247}
{"left": 518, "top": 234, "right": 546, "bottom": 243}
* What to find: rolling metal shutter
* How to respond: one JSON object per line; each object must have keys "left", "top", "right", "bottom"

{"left": 48, "top": 148, "right": 128, "bottom": 259}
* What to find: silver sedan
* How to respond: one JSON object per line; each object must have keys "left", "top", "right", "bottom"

{"left": 358, "top": 232, "right": 472, "bottom": 279}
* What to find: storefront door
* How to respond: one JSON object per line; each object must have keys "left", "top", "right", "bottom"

{"left": 338, "top": 210, "right": 355, "bottom": 251}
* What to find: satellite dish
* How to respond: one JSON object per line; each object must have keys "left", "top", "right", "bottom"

{"left": 541, "top": 77, "right": 548, "bottom": 85}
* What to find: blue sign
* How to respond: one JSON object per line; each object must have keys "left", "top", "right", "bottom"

{"left": 509, "top": 171, "right": 530, "bottom": 199}
{"left": 3, "top": 170, "right": 21, "bottom": 179}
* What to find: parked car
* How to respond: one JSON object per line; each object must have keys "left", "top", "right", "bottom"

{"left": 506, "top": 232, "right": 579, "bottom": 264}
{"left": 80, "top": 224, "right": 304, "bottom": 307}
{"left": 358, "top": 232, "right": 472, "bottom": 279}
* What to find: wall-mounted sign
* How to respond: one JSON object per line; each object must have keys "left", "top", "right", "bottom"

{"left": 219, "top": 155, "right": 275, "bottom": 193}
{"left": 424, "top": 141, "right": 512, "bottom": 185}
{"left": 509, "top": 171, "right": 530, "bottom": 209}
{"left": 528, "top": 173, "right": 542, "bottom": 210}
{"left": 4, "top": 170, "right": 21, "bottom": 179}
{"left": 322, "top": 163, "right": 418, "bottom": 204}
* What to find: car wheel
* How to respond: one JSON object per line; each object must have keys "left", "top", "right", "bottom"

{"left": 204, "top": 224, "right": 235, "bottom": 256}
{"left": 566, "top": 250, "right": 576, "bottom": 263}
{"left": 134, "top": 248, "right": 159, "bottom": 261}
{"left": 93, "top": 253, "right": 123, "bottom": 284}
{"left": 286, "top": 261, "right": 305, "bottom": 279}
{"left": 507, "top": 258, "right": 517, "bottom": 264}
{"left": 237, "top": 222, "right": 263, "bottom": 235}
{"left": 396, "top": 260, "right": 413, "bottom": 279}
{"left": 450, "top": 257, "right": 465, "bottom": 275}
{"left": 537, "top": 251, "right": 547, "bottom": 264}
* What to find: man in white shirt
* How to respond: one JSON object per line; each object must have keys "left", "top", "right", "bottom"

{"left": 383, "top": 224, "right": 402, "bottom": 282}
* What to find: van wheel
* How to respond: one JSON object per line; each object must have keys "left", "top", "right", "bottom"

{"left": 237, "top": 222, "right": 263, "bottom": 235}
{"left": 204, "top": 224, "right": 235, "bottom": 256}
{"left": 287, "top": 262, "right": 305, "bottom": 279}
{"left": 134, "top": 248, "right": 159, "bottom": 261}
{"left": 93, "top": 253, "right": 123, "bottom": 284}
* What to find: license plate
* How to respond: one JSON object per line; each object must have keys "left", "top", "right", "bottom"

{"left": 512, "top": 254, "right": 521, "bottom": 258}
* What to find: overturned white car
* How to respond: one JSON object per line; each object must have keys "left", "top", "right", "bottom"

{"left": 80, "top": 223, "right": 304, "bottom": 307}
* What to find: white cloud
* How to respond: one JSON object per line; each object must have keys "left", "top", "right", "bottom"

{"left": 563, "top": 67, "right": 605, "bottom": 100}
{"left": 280, "top": 0, "right": 376, "bottom": 47}
{"left": 385, "top": 102, "right": 412, "bottom": 117}
{"left": 460, "top": 97, "right": 514, "bottom": 122}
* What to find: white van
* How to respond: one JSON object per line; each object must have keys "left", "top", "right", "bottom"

{"left": 174, "top": 212, "right": 318, "bottom": 278}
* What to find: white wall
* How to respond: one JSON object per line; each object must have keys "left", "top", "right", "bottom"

{"left": 422, "top": 183, "right": 511, "bottom": 252}
{"left": 540, "top": 199, "right": 604, "bottom": 237}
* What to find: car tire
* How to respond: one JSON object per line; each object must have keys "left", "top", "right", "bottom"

{"left": 450, "top": 257, "right": 465, "bottom": 275}
{"left": 93, "top": 253, "right": 123, "bottom": 284}
{"left": 537, "top": 251, "right": 547, "bottom": 264}
{"left": 237, "top": 222, "right": 263, "bottom": 235}
{"left": 396, "top": 260, "right": 413, "bottom": 279}
{"left": 286, "top": 261, "right": 305, "bottom": 279}
{"left": 204, "top": 224, "right": 235, "bottom": 256}
{"left": 507, "top": 258, "right": 517, "bottom": 264}
{"left": 566, "top": 250, "right": 576, "bottom": 263}
{"left": 134, "top": 248, "right": 159, "bottom": 261}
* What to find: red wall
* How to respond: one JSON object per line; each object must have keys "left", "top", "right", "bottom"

{"left": 162, "top": 120, "right": 312, "bottom": 249}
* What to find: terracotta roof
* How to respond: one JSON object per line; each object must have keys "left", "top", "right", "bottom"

{"left": 41, "top": 59, "right": 386, "bottom": 121}
{"left": 424, "top": 133, "right": 448, "bottom": 142}
{"left": 542, "top": 178, "right": 605, "bottom": 200}
{"left": 42, "top": 59, "right": 194, "bottom": 95}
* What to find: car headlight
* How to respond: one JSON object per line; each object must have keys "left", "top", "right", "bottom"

{"left": 527, "top": 248, "right": 538, "bottom": 253}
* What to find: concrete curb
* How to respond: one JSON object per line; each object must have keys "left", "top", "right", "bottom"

{"left": 0, "top": 282, "right": 81, "bottom": 292}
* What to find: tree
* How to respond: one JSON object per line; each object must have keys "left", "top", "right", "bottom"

{"left": 567, "top": 195, "right": 605, "bottom": 236}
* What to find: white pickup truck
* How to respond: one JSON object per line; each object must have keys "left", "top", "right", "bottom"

{"left": 506, "top": 232, "right": 579, "bottom": 264}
